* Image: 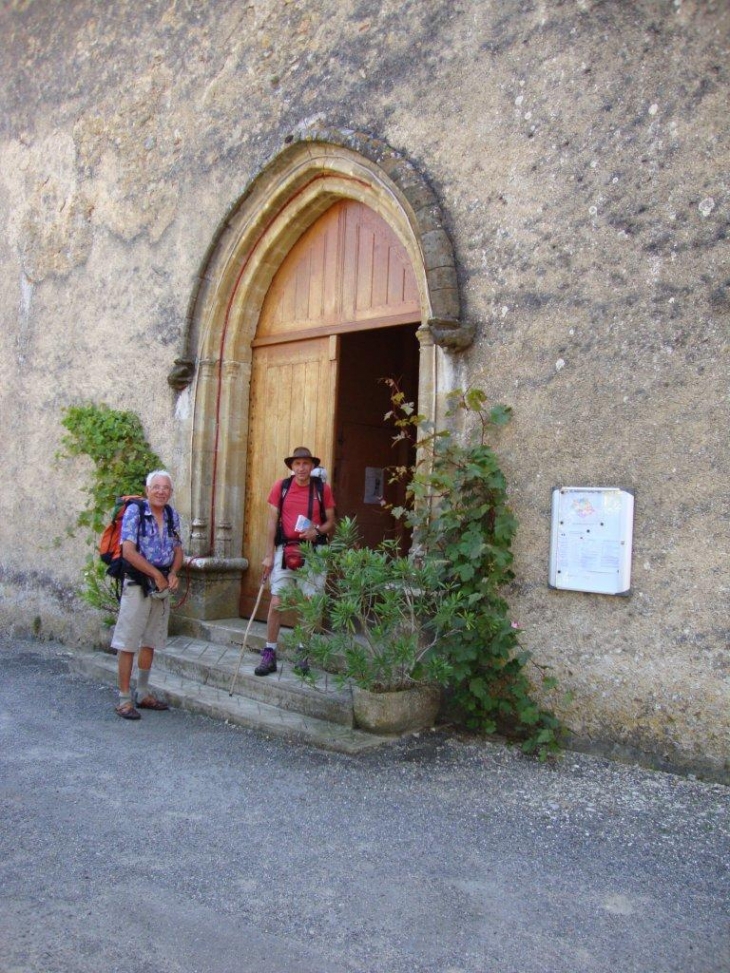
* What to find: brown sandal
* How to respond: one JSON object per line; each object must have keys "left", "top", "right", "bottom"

{"left": 137, "top": 696, "right": 169, "bottom": 711}
{"left": 115, "top": 702, "right": 141, "bottom": 720}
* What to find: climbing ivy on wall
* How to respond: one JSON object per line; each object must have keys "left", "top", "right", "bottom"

{"left": 58, "top": 403, "right": 164, "bottom": 618}
{"left": 384, "top": 381, "right": 568, "bottom": 758}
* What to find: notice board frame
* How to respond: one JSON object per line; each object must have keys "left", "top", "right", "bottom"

{"left": 549, "top": 486, "right": 635, "bottom": 596}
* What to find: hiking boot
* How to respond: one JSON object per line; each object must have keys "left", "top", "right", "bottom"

{"left": 293, "top": 645, "right": 310, "bottom": 677}
{"left": 254, "top": 647, "right": 277, "bottom": 676}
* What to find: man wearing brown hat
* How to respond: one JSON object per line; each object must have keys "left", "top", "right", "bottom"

{"left": 256, "top": 447, "right": 336, "bottom": 676}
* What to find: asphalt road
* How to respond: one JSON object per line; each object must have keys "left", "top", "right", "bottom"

{"left": 1, "top": 637, "right": 728, "bottom": 973}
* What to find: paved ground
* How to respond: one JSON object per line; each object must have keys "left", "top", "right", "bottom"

{"left": 1, "top": 637, "right": 728, "bottom": 973}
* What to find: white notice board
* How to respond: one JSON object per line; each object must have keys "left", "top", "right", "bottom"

{"left": 549, "top": 487, "right": 634, "bottom": 595}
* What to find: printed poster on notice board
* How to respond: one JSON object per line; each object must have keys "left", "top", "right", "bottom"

{"left": 549, "top": 487, "right": 634, "bottom": 595}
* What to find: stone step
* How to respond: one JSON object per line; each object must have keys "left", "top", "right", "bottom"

{"left": 171, "top": 616, "right": 354, "bottom": 672}
{"left": 69, "top": 649, "right": 393, "bottom": 755}
{"left": 162, "top": 635, "right": 353, "bottom": 726}
{"left": 171, "top": 615, "right": 270, "bottom": 650}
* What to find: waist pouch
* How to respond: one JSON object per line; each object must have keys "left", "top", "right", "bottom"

{"left": 280, "top": 536, "right": 328, "bottom": 571}
{"left": 282, "top": 543, "right": 304, "bottom": 571}
{"left": 124, "top": 561, "right": 170, "bottom": 597}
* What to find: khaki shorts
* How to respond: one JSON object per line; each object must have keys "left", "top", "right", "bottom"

{"left": 269, "top": 545, "right": 326, "bottom": 598}
{"left": 110, "top": 583, "right": 171, "bottom": 653}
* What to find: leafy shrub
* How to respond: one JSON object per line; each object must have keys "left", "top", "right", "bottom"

{"left": 58, "top": 403, "right": 164, "bottom": 620}
{"left": 384, "top": 381, "right": 567, "bottom": 758}
{"left": 280, "top": 517, "right": 459, "bottom": 692}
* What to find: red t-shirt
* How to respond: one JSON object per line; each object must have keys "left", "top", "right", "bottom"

{"left": 268, "top": 477, "right": 335, "bottom": 541}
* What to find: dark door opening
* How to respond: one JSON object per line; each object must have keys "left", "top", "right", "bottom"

{"left": 332, "top": 324, "right": 419, "bottom": 553}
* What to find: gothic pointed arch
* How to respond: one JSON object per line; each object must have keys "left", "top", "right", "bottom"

{"left": 170, "top": 125, "right": 472, "bottom": 392}
{"left": 175, "top": 126, "right": 471, "bottom": 592}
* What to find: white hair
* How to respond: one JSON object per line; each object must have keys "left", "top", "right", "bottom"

{"left": 146, "top": 469, "right": 174, "bottom": 490}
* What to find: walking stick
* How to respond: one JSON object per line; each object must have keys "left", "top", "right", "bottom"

{"left": 229, "top": 577, "right": 267, "bottom": 696}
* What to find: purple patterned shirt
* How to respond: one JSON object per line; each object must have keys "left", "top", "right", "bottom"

{"left": 121, "top": 500, "right": 182, "bottom": 568}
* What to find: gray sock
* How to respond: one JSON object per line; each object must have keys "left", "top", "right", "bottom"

{"left": 118, "top": 692, "right": 133, "bottom": 708}
{"left": 136, "top": 668, "right": 151, "bottom": 702}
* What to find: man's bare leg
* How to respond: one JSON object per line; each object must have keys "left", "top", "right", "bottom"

{"left": 115, "top": 650, "right": 140, "bottom": 719}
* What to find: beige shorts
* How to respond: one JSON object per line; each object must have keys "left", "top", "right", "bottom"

{"left": 269, "top": 545, "right": 326, "bottom": 598}
{"left": 110, "top": 582, "right": 171, "bottom": 653}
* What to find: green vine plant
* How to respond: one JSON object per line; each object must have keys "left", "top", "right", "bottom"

{"left": 57, "top": 403, "right": 164, "bottom": 623}
{"left": 384, "top": 380, "right": 569, "bottom": 759}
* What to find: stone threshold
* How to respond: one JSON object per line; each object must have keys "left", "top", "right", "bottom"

{"left": 68, "top": 619, "right": 399, "bottom": 755}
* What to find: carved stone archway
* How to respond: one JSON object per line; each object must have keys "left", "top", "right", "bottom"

{"left": 171, "top": 126, "right": 473, "bottom": 622}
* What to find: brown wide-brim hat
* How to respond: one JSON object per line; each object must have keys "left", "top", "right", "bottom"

{"left": 284, "top": 446, "right": 321, "bottom": 469}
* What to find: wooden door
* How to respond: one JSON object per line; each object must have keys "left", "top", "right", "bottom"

{"left": 240, "top": 199, "right": 420, "bottom": 618}
{"left": 240, "top": 336, "right": 338, "bottom": 618}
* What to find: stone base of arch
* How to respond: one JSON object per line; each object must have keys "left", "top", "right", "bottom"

{"left": 172, "top": 557, "right": 249, "bottom": 627}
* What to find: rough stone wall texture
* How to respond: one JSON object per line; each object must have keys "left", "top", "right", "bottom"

{"left": 0, "top": 0, "right": 727, "bottom": 776}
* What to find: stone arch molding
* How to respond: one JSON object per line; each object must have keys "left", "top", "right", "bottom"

{"left": 169, "top": 126, "right": 473, "bottom": 392}
{"left": 173, "top": 127, "right": 473, "bottom": 612}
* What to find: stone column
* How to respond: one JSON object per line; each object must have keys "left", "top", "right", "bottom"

{"left": 190, "top": 357, "right": 219, "bottom": 555}
{"left": 177, "top": 356, "right": 250, "bottom": 623}
{"left": 211, "top": 358, "right": 250, "bottom": 558}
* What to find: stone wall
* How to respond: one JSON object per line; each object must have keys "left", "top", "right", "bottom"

{"left": 0, "top": 0, "right": 727, "bottom": 777}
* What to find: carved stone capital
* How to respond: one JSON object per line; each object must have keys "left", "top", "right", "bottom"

{"left": 167, "top": 357, "right": 196, "bottom": 391}
{"left": 427, "top": 317, "right": 476, "bottom": 351}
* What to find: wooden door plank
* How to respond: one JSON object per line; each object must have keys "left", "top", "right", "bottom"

{"left": 241, "top": 336, "right": 338, "bottom": 619}
{"left": 256, "top": 200, "right": 419, "bottom": 339}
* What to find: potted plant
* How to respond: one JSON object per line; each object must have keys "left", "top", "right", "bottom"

{"left": 279, "top": 517, "right": 464, "bottom": 733}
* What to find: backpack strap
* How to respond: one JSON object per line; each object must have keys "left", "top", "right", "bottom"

{"left": 311, "top": 476, "right": 328, "bottom": 545}
{"left": 274, "top": 477, "right": 293, "bottom": 546}
{"left": 279, "top": 475, "right": 293, "bottom": 510}
{"left": 307, "top": 479, "right": 315, "bottom": 522}
{"left": 132, "top": 498, "right": 147, "bottom": 546}
{"left": 312, "top": 475, "right": 325, "bottom": 523}
{"left": 164, "top": 503, "right": 177, "bottom": 540}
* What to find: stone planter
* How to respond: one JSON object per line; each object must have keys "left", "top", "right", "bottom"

{"left": 352, "top": 685, "right": 441, "bottom": 735}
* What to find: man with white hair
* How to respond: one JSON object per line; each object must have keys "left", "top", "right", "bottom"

{"left": 110, "top": 470, "right": 184, "bottom": 719}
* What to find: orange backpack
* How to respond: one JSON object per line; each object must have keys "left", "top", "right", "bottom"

{"left": 99, "top": 496, "right": 175, "bottom": 596}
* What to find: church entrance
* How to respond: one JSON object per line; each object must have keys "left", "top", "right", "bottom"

{"left": 239, "top": 199, "right": 420, "bottom": 619}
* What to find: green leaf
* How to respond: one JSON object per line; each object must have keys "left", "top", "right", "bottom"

{"left": 489, "top": 404, "right": 513, "bottom": 427}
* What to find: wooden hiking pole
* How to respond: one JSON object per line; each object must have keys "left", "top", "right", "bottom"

{"left": 229, "top": 578, "right": 266, "bottom": 696}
